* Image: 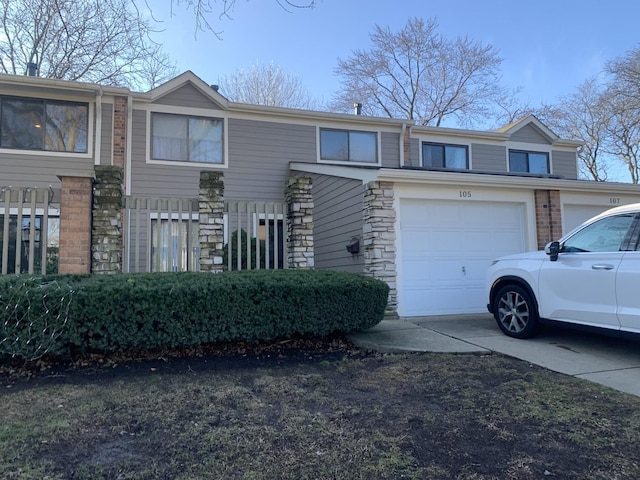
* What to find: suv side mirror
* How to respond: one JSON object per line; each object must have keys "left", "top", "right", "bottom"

{"left": 545, "top": 241, "right": 560, "bottom": 262}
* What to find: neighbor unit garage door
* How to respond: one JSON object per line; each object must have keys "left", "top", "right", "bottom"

{"left": 399, "top": 199, "right": 526, "bottom": 316}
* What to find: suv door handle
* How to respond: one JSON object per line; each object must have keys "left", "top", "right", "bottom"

{"left": 592, "top": 264, "right": 614, "bottom": 270}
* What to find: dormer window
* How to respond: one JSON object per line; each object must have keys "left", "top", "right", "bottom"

{"left": 151, "top": 112, "right": 223, "bottom": 164}
{"left": 509, "top": 150, "right": 549, "bottom": 174}
{"left": 0, "top": 96, "right": 88, "bottom": 153}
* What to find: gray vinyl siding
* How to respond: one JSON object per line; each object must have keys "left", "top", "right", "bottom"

{"left": 380, "top": 131, "right": 400, "bottom": 168}
{"left": 552, "top": 150, "right": 578, "bottom": 179}
{"left": 153, "top": 83, "right": 223, "bottom": 109}
{"left": 99, "top": 103, "right": 113, "bottom": 165}
{"left": 310, "top": 173, "right": 364, "bottom": 273}
{"left": 408, "top": 137, "right": 420, "bottom": 166}
{"left": 471, "top": 143, "right": 507, "bottom": 171}
{"left": 509, "top": 124, "right": 549, "bottom": 144}
{"left": 129, "top": 113, "right": 317, "bottom": 200}
{"left": 224, "top": 118, "right": 316, "bottom": 200}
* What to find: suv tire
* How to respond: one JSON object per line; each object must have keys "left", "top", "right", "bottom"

{"left": 493, "top": 284, "right": 539, "bottom": 339}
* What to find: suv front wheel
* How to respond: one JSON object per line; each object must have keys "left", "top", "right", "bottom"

{"left": 492, "top": 284, "right": 539, "bottom": 339}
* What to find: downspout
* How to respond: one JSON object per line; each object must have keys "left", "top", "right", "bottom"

{"left": 125, "top": 95, "right": 133, "bottom": 196}
{"left": 94, "top": 87, "right": 103, "bottom": 166}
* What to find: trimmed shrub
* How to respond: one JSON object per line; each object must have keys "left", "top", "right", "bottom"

{"left": 0, "top": 270, "right": 388, "bottom": 359}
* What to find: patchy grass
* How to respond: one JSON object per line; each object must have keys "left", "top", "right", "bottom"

{"left": 1, "top": 348, "right": 640, "bottom": 480}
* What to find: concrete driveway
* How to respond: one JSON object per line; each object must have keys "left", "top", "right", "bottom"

{"left": 348, "top": 314, "right": 640, "bottom": 397}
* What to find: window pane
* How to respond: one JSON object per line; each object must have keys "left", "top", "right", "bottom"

{"left": 528, "top": 153, "right": 549, "bottom": 174}
{"left": 509, "top": 151, "right": 528, "bottom": 172}
{"left": 563, "top": 214, "right": 635, "bottom": 253}
{"left": 1, "top": 98, "right": 43, "bottom": 149}
{"left": 320, "top": 129, "right": 348, "bottom": 160}
{"left": 445, "top": 145, "right": 467, "bottom": 169}
{"left": 423, "top": 144, "right": 444, "bottom": 167}
{"left": 349, "top": 131, "right": 376, "bottom": 162}
{"left": 152, "top": 114, "right": 188, "bottom": 161}
{"left": 189, "top": 117, "right": 223, "bottom": 163}
{"left": 45, "top": 102, "right": 88, "bottom": 152}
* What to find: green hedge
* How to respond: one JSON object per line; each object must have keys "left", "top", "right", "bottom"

{"left": 0, "top": 270, "right": 388, "bottom": 360}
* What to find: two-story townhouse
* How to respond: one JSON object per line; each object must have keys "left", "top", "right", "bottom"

{"left": 2, "top": 70, "right": 640, "bottom": 318}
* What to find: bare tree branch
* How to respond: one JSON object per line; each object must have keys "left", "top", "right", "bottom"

{"left": 217, "top": 61, "right": 320, "bottom": 109}
{"left": 0, "top": 0, "right": 176, "bottom": 90}
{"left": 331, "top": 17, "right": 507, "bottom": 128}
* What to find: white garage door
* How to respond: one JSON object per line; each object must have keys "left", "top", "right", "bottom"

{"left": 400, "top": 199, "right": 526, "bottom": 316}
{"left": 562, "top": 204, "right": 611, "bottom": 234}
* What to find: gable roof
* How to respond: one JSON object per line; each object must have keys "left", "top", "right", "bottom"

{"left": 148, "top": 70, "right": 229, "bottom": 110}
{"left": 496, "top": 115, "right": 559, "bottom": 142}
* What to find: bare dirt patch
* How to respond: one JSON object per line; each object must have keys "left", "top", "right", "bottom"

{"left": 2, "top": 338, "right": 640, "bottom": 479}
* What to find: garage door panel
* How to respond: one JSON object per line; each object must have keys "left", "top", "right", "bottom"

{"left": 400, "top": 198, "right": 526, "bottom": 316}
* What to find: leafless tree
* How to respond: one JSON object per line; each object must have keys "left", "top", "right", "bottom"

{"left": 0, "top": 0, "right": 176, "bottom": 90}
{"left": 172, "top": 0, "right": 315, "bottom": 37}
{"left": 331, "top": 17, "right": 508, "bottom": 128}
{"left": 217, "top": 61, "right": 320, "bottom": 109}
{"left": 540, "top": 79, "right": 613, "bottom": 182}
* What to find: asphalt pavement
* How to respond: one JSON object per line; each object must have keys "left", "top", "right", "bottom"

{"left": 347, "top": 314, "right": 640, "bottom": 397}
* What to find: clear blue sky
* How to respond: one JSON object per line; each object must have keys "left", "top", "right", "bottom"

{"left": 148, "top": 0, "right": 639, "bottom": 111}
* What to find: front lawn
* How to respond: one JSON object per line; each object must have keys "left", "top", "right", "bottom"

{"left": 1, "top": 344, "right": 640, "bottom": 479}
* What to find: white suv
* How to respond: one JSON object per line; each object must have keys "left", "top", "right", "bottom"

{"left": 486, "top": 203, "right": 640, "bottom": 338}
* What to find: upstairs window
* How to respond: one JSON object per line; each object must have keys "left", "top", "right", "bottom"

{"left": 422, "top": 142, "right": 468, "bottom": 169}
{"left": 0, "top": 96, "right": 88, "bottom": 153}
{"left": 151, "top": 112, "right": 223, "bottom": 164}
{"left": 509, "top": 150, "right": 549, "bottom": 174}
{"left": 320, "top": 128, "right": 377, "bottom": 163}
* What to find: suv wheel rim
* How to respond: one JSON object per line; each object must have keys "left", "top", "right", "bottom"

{"left": 497, "top": 291, "right": 529, "bottom": 333}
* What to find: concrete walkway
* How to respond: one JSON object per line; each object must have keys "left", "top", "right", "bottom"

{"left": 347, "top": 314, "right": 640, "bottom": 397}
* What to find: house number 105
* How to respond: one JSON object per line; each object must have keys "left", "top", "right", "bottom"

{"left": 459, "top": 191, "right": 472, "bottom": 198}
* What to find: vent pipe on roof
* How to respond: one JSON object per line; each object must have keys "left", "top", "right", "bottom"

{"left": 26, "top": 62, "right": 38, "bottom": 77}
{"left": 353, "top": 102, "right": 362, "bottom": 115}
{"left": 210, "top": 84, "right": 219, "bottom": 92}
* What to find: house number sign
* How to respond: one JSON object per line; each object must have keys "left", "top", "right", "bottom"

{"left": 459, "top": 190, "right": 472, "bottom": 198}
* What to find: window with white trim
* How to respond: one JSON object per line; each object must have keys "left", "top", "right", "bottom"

{"left": 509, "top": 150, "right": 549, "bottom": 174}
{"left": 422, "top": 142, "right": 468, "bottom": 169}
{"left": 320, "top": 128, "right": 377, "bottom": 163}
{"left": 0, "top": 95, "right": 88, "bottom": 152}
{"left": 151, "top": 112, "right": 223, "bottom": 164}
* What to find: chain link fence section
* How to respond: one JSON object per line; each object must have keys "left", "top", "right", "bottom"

{"left": 0, "top": 278, "right": 74, "bottom": 361}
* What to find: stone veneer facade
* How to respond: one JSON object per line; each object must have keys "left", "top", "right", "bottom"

{"left": 91, "top": 166, "right": 123, "bottom": 274}
{"left": 363, "top": 180, "right": 397, "bottom": 317}
{"left": 285, "top": 176, "right": 314, "bottom": 269}
{"left": 198, "top": 171, "right": 225, "bottom": 273}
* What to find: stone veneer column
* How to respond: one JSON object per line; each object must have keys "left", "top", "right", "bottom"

{"left": 58, "top": 176, "right": 93, "bottom": 274}
{"left": 285, "top": 176, "right": 314, "bottom": 269}
{"left": 199, "top": 171, "right": 225, "bottom": 272}
{"left": 363, "top": 181, "right": 397, "bottom": 317}
{"left": 534, "top": 189, "right": 562, "bottom": 250}
{"left": 92, "top": 166, "right": 123, "bottom": 274}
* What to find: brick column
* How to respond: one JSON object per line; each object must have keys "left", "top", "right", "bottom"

{"left": 363, "top": 181, "right": 397, "bottom": 317}
{"left": 285, "top": 176, "right": 314, "bottom": 269}
{"left": 112, "top": 96, "right": 127, "bottom": 170}
{"left": 535, "top": 189, "right": 562, "bottom": 249}
{"left": 58, "top": 176, "right": 92, "bottom": 274}
{"left": 199, "top": 171, "right": 225, "bottom": 272}
{"left": 92, "top": 166, "right": 123, "bottom": 274}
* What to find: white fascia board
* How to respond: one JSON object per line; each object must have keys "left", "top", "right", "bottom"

{"left": 289, "top": 162, "right": 379, "bottom": 183}
{"left": 228, "top": 102, "right": 407, "bottom": 128}
{"left": 377, "top": 168, "right": 640, "bottom": 194}
{"left": 411, "top": 124, "right": 509, "bottom": 142}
